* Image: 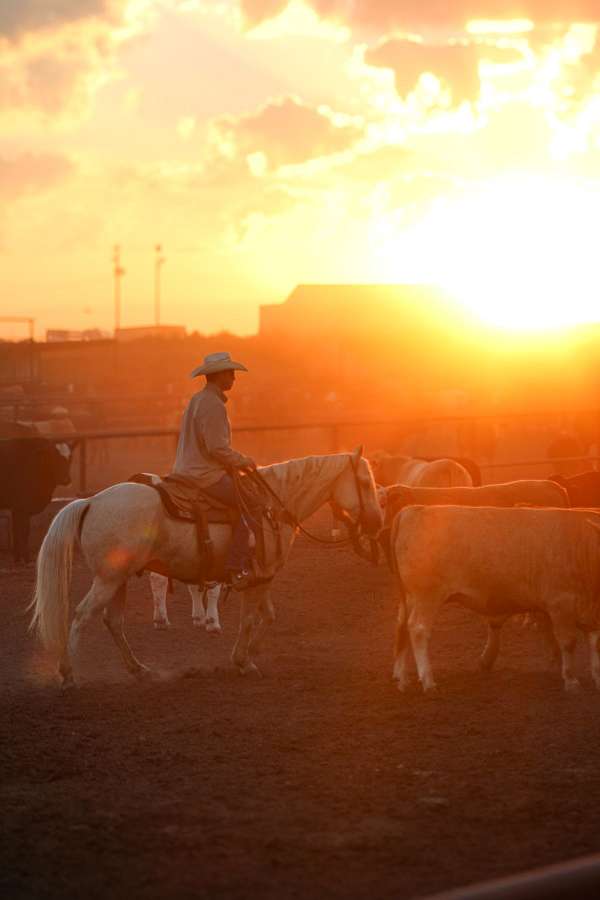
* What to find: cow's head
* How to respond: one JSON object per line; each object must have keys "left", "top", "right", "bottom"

{"left": 53, "top": 441, "right": 78, "bottom": 485}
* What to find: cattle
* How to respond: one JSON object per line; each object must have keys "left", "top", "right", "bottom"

{"left": 391, "top": 505, "right": 600, "bottom": 693}
{"left": 550, "top": 471, "right": 600, "bottom": 508}
{"left": 0, "top": 437, "right": 76, "bottom": 563}
{"left": 371, "top": 453, "right": 475, "bottom": 488}
{"left": 382, "top": 479, "right": 570, "bottom": 530}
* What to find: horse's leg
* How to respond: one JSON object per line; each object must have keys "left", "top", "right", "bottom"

{"left": 204, "top": 582, "right": 223, "bottom": 634}
{"left": 190, "top": 584, "right": 207, "bottom": 629}
{"left": 149, "top": 572, "right": 170, "bottom": 629}
{"left": 63, "top": 576, "right": 123, "bottom": 687}
{"left": 231, "top": 584, "right": 263, "bottom": 674}
{"left": 103, "top": 582, "right": 151, "bottom": 678}
{"left": 247, "top": 587, "right": 275, "bottom": 659}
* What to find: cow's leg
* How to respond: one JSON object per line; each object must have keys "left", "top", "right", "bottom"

{"left": 203, "top": 582, "right": 224, "bottom": 634}
{"left": 546, "top": 596, "right": 579, "bottom": 691}
{"left": 64, "top": 576, "right": 124, "bottom": 687}
{"left": 149, "top": 572, "right": 170, "bottom": 629}
{"left": 103, "top": 582, "right": 151, "bottom": 678}
{"left": 248, "top": 587, "right": 275, "bottom": 659}
{"left": 407, "top": 592, "right": 440, "bottom": 693}
{"left": 231, "top": 584, "right": 263, "bottom": 674}
{"left": 589, "top": 632, "right": 600, "bottom": 689}
{"left": 11, "top": 510, "right": 27, "bottom": 565}
{"left": 190, "top": 584, "right": 207, "bottom": 628}
{"left": 392, "top": 578, "right": 411, "bottom": 691}
{"left": 479, "top": 616, "right": 506, "bottom": 672}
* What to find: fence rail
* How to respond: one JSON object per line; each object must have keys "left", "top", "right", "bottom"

{"left": 17, "top": 422, "right": 600, "bottom": 495}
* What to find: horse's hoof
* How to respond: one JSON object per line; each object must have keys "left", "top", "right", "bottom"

{"left": 134, "top": 666, "right": 155, "bottom": 681}
{"left": 192, "top": 617, "right": 206, "bottom": 628}
{"left": 237, "top": 662, "right": 262, "bottom": 677}
{"left": 423, "top": 682, "right": 438, "bottom": 694}
{"left": 205, "top": 621, "right": 222, "bottom": 635}
{"left": 154, "top": 619, "right": 170, "bottom": 630}
{"left": 61, "top": 678, "right": 76, "bottom": 692}
{"left": 564, "top": 678, "right": 581, "bottom": 692}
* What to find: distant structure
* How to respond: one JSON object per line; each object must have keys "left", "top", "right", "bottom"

{"left": 259, "top": 284, "right": 463, "bottom": 338}
{"left": 46, "top": 328, "right": 111, "bottom": 342}
{"left": 115, "top": 325, "right": 186, "bottom": 342}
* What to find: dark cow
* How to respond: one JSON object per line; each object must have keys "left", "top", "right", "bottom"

{"left": 550, "top": 471, "right": 600, "bottom": 507}
{"left": 0, "top": 437, "right": 76, "bottom": 563}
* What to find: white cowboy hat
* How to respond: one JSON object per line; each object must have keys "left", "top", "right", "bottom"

{"left": 190, "top": 351, "right": 248, "bottom": 377}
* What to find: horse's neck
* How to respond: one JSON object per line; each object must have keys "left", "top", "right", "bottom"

{"left": 262, "top": 454, "right": 348, "bottom": 522}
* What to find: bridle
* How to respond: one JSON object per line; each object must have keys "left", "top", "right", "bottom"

{"left": 234, "top": 456, "right": 380, "bottom": 563}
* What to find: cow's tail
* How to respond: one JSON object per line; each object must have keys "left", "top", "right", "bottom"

{"left": 30, "top": 498, "right": 90, "bottom": 656}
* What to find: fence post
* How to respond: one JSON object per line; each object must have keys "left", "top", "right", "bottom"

{"left": 331, "top": 424, "right": 340, "bottom": 453}
{"left": 79, "top": 439, "right": 87, "bottom": 496}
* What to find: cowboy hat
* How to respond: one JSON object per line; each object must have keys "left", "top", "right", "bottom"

{"left": 190, "top": 351, "right": 248, "bottom": 378}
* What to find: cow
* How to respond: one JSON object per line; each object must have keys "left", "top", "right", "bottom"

{"left": 550, "top": 471, "right": 600, "bottom": 508}
{"left": 0, "top": 437, "right": 76, "bottom": 564}
{"left": 371, "top": 453, "right": 475, "bottom": 488}
{"left": 382, "top": 479, "right": 570, "bottom": 530}
{"left": 391, "top": 505, "right": 600, "bottom": 693}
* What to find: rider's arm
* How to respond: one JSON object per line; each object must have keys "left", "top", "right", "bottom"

{"left": 201, "top": 404, "right": 254, "bottom": 469}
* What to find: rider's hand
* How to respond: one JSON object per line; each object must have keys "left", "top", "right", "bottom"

{"left": 239, "top": 456, "right": 257, "bottom": 471}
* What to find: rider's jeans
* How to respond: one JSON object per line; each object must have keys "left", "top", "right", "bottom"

{"left": 202, "top": 474, "right": 259, "bottom": 573}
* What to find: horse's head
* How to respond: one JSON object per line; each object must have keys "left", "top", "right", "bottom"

{"left": 331, "top": 446, "right": 383, "bottom": 541}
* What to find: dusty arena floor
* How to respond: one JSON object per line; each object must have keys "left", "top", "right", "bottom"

{"left": 2, "top": 514, "right": 600, "bottom": 900}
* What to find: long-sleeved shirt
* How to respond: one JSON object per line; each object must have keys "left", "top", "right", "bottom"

{"left": 171, "top": 383, "right": 248, "bottom": 487}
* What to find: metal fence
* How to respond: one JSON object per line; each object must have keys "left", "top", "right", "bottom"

{"left": 40, "top": 418, "right": 600, "bottom": 496}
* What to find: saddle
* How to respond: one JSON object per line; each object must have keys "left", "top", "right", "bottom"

{"left": 128, "top": 472, "right": 240, "bottom": 586}
{"left": 127, "top": 471, "right": 289, "bottom": 588}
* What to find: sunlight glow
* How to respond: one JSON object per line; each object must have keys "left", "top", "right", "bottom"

{"left": 467, "top": 19, "right": 534, "bottom": 36}
{"left": 378, "top": 175, "right": 600, "bottom": 331}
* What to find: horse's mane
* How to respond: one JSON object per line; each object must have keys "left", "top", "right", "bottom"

{"left": 259, "top": 453, "right": 348, "bottom": 493}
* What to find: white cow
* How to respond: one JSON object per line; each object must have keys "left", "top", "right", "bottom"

{"left": 372, "top": 454, "right": 474, "bottom": 488}
{"left": 149, "top": 574, "right": 225, "bottom": 633}
{"left": 391, "top": 505, "right": 600, "bottom": 693}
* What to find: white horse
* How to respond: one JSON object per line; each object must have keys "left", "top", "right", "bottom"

{"left": 149, "top": 574, "right": 225, "bottom": 633}
{"left": 31, "top": 449, "right": 382, "bottom": 687}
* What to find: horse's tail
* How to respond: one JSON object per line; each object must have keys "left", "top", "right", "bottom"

{"left": 30, "top": 498, "right": 90, "bottom": 656}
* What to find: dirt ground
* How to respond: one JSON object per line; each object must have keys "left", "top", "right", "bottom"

{"left": 2, "top": 513, "right": 600, "bottom": 900}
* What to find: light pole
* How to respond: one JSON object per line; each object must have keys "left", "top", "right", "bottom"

{"left": 154, "top": 243, "right": 166, "bottom": 326}
{"left": 113, "top": 244, "right": 125, "bottom": 334}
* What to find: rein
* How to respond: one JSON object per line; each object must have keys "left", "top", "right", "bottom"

{"left": 237, "top": 457, "right": 379, "bottom": 562}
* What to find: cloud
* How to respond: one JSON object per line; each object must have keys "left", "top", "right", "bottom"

{"left": 365, "top": 39, "right": 482, "bottom": 104}
{"left": 208, "top": 96, "right": 363, "bottom": 169}
{"left": 0, "top": 1, "right": 120, "bottom": 43}
{"left": 240, "top": 1, "right": 600, "bottom": 31}
{"left": 0, "top": 152, "right": 75, "bottom": 199}
{"left": 0, "top": 1, "right": 151, "bottom": 119}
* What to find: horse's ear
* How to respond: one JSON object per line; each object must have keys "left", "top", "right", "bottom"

{"left": 352, "top": 445, "right": 363, "bottom": 460}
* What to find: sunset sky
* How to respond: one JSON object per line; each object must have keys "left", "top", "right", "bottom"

{"left": 3, "top": 1, "right": 600, "bottom": 339}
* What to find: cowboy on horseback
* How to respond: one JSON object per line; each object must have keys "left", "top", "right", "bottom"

{"left": 171, "top": 351, "right": 259, "bottom": 591}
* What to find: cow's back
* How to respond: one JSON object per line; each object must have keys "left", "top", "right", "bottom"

{"left": 393, "top": 505, "right": 600, "bottom": 622}
{"left": 374, "top": 455, "right": 473, "bottom": 487}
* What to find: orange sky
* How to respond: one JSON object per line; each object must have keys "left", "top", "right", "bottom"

{"left": 2, "top": 1, "right": 600, "bottom": 339}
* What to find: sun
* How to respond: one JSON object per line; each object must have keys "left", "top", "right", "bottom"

{"left": 377, "top": 174, "right": 600, "bottom": 331}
